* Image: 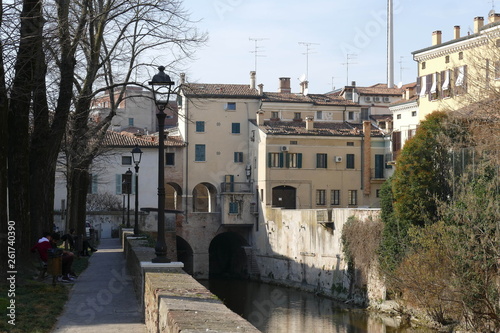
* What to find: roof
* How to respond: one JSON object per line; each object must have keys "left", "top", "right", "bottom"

{"left": 354, "top": 83, "right": 404, "bottom": 96}
{"left": 252, "top": 120, "right": 385, "bottom": 137}
{"left": 261, "top": 92, "right": 358, "bottom": 106}
{"left": 102, "top": 130, "right": 185, "bottom": 147}
{"left": 180, "top": 83, "right": 260, "bottom": 98}
{"left": 370, "top": 115, "right": 393, "bottom": 122}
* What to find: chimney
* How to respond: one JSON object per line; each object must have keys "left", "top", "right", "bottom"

{"left": 250, "top": 71, "right": 256, "bottom": 90}
{"left": 180, "top": 73, "right": 186, "bottom": 84}
{"left": 305, "top": 116, "right": 314, "bottom": 131}
{"left": 258, "top": 83, "right": 264, "bottom": 95}
{"left": 256, "top": 110, "right": 265, "bottom": 126}
{"left": 489, "top": 12, "right": 500, "bottom": 23}
{"left": 474, "top": 16, "right": 484, "bottom": 33}
{"left": 454, "top": 25, "right": 461, "bottom": 39}
{"left": 351, "top": 81, "right": 356, "bottom": 87}
{"left": 363, "top": 121, "right": 372, "bottom": 196}
{"left": 300, "top": 81, "right": 309, "bottom": 95}
{"left": 278, "top": 77, "right": 291, "bottom": 93}
{"left": 432, "top": 30, "right": 442, "bottom": 45}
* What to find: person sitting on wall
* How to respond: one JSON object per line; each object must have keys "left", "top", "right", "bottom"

{"left": 50, "top": 232, "right": 77, "bottom": 282}
{"left": 61, "top": 228, "right": 76, "bottom": 251}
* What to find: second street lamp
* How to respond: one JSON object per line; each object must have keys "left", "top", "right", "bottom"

{"left": 132, "top": 144, "right": 143, "bottom": 236}
{"left": 149, "top": 66, "right": 174, "bottom": 263}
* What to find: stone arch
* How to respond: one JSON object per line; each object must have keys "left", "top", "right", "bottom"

{"left": 166, "top": 182, "right": 182, "bottom": 210}
{"left": 192, "top": 182, "right": 217, "bottom": 212}
{"left": 176, "top": 236, "right": 193, "bottom": 276}
{"left": 272, "top": 185, "right": 296, "bottom": 209}
{"left": 208, "top": 232, "right": 249, "bottom": 279}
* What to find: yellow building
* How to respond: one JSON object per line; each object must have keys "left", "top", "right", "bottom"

{"left": 413, "top": 11, "right": 500, "bottom": 120}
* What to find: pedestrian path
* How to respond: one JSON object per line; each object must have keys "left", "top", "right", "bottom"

{"left": 52, "top": 238, "right": 146, "bottom": 333}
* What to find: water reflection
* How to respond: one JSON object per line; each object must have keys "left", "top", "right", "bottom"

{"left": 200, "top": 279, "right": 436, "bottom": 333}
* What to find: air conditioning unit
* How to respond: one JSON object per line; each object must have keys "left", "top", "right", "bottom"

{"left": 374, "top": 97, "right": 380, "bottom": 102}
{"left": 383, "top": 97, "right": 390, "bottom": 102}
{"left": 280, "top": 146, "right": 288, "bottom": 152}
{"left": 335, "top": 156, "right": 342, "bottom": 163}
{"left": 364, "top": 96, "right": 371, "bottom": 102}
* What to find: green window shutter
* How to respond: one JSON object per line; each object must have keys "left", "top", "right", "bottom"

{"left": 285, "top": 152, "right": 290, "bottom": 168}
{"left": 297, "top": 153, "right": 302, "bottom": 168}
{"left": 268, "top": 153, "right": 272, "bottom": 168}
{"left": 116, "top": 174, "right": 122, "bottom": 195}
{"left": 279, "top": 152, "right": 284, "bottom": 168}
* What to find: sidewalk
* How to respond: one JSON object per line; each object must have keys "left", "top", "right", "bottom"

{"left": 52, "top": 238, "right": 146, "bottom": 333}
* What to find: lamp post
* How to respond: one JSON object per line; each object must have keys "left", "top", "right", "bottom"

{"left": 132, "top": 144, "right": 143, "bottom": 236}
{"left": 149, "top": 66, "right": 174, "bottom": 263}
{"left": 125, "top": 168, "right": 132, "bottom": 228}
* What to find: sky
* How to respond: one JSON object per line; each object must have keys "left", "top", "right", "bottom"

{"left": 177, "top": 0, "right": 496, "bottom": 94}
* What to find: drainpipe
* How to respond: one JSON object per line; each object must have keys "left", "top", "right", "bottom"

{"left": 184, "top": 95, "right": 189, "bottom": 223}
{"left": 363, "top": 121, "right": 372, "bottom": 197}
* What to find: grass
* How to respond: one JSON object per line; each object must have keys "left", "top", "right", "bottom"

{"left": 0, "top": 254, "right": 90, "bottom": 333}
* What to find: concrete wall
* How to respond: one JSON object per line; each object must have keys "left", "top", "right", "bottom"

{"left": 253, "top": 207, "right": 385, "bottom": 304}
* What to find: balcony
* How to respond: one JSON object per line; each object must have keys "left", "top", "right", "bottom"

{"left": 220, "top": 182, "right": 253, "bottom": 193}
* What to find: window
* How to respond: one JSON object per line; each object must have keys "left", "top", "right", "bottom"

{"left": 286, "top": 153, "right": 302, "bottom": 168}
{"left": 88, "top": 174, "right": 98, "bottom": 194}
{"left": 271, "top": 111, "right": 279, "bottom": 119}
{"left": 128, "top": 118, "right": 134, "bottom": 126}
{"left": 375, "top": 154, "right": 384, "bottom": 179}
{"left": 396, "top": 114, "right": 401, "bottom": 119}
{"left": 376, "top": 189, "right": 381, "bottom": 198}
{"left": 348, "top": 111, "right": 354, "bottom": 120}
{"left": 316, "top": 190, "right": 326, "bottom": 206}
{"left": 441, "top": 69, "right": 451, "bottom": 98}
{"left": 294, "top": 112, "right": 301, "bottom": 120}
{"left": 495, "top": 61, "right": 500, "bottom": 80}
{"left": 268, "top": 152, "right": 284, "bottom": 168}
{"left": 346, "top": 154, "right": 355, "bottom": 169}
{"left": 229, "top": 202, "right": 239, "bottom": 214}
{"left": 430, "top": 72, "right": 439, "bottom": 101}
{"left": 422, "top": 62, "right": 426, "bottom": 70}
{"left": 455, "top": 65, "right": 467, "bottom": 95}
{"left": 225, "top": 102, "right": 236, "bottom": 111}
{"left": 445, "top": 55, "right": 450, "bottom": 63}
{"left": 316, "top": 153, "right": 327, "bottom": 168}
{"left": 348, "top": 190, "right": 358, "bottom": 205}
{"left": 458, "top": 52, "right": 463, "bottom": 60}
{"left": 379, "top": 121, "right": 386, "bottom": 129}
{"left": 195, "top": 144, "right": 206, "bottom": 162}
{"left": 118, "top": 173, "right": 133, "bottom": 195}
{"left": 122, "top": 156, "right": 132, "bottom": 165}
{"left": 316, "top": 111, "right": 323, "bottom": 120}
{"left": 346, "top": 142, "right": 354, "bottom": 146}
{"left": 195, "top": 121, "right": 205, "bottom": 132}
{"left": 166, "top": 152, "right": 175, "bottom": 166}
{"left": 234, "top": 152, "right": 243, "bottom": 163}
{"left": 361, "top": 108, "right": 369, "bottom": 120}
{"left": 231, "top": 123, "right": 240, "bottom": 134}
{"left": 290, "top": 140, "right": 298, "bottom": 145}
{"left": 331, "top": 190, "right": 340, "bottom": 205}
{"left": 412, "top": 111, "right": 417, "bottom": 117}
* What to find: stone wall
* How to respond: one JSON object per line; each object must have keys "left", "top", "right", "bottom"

{"left": 254, "top": 207, "right": 385, "bottom": 305}
{"left": 123, "top": 234, "right": 260, "bottom": 333}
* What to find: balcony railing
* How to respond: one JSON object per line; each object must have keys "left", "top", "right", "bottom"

{"left": 220, "top": 182, "right": 253, "bottom": 193}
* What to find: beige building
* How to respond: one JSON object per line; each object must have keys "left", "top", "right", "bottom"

{"left": 412, "top": 11, "right": 500, "bottom": 120}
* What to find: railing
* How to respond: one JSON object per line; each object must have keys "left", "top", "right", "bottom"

{"left": 220, "top": 182, "right": 253, "bottom": 193}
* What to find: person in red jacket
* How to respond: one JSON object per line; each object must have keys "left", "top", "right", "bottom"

{"left": 31, "top": 232, "right": 53, "bottom": 262}
{"left": 31, "top": 232, "right": 76, "bottom": 283}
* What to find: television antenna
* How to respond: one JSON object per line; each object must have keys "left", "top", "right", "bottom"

{"left": 298, "top": 41, "right": 319, "bottom": 81}
{"left": 398, "top": 56, "right": 408, "bottom": 84}
{"left": 249, "top": 37, "right": 269, "bottom": 73}
{"left": 341, "top": 54, "right": 357, "bottom": 85}
{"left": 490, "top": 0, "right": 496, "bottom": 11}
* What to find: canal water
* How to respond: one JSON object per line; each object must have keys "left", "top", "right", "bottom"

{"left": 200, "top": 279, "right": 437, "bottom": 333}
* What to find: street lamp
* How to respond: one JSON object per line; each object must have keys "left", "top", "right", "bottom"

{"left": 125, "top": 168, "right": 132, "bottom": 228}
{"left": 149, "top": 66, "right": 174, "bottom": 263}
{"left": 131, "top": 144, "right": 143, "bottom": 236}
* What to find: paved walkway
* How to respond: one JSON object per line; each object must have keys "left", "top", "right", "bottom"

{"left": 52, "top": 238, "right": 146, "bottom": 333}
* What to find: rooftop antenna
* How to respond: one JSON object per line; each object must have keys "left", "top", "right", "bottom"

{"left": 298, "top": 41, "right": 319, "bottom": 81}
{"left": 341, "top": 54, "right": 357, "bottom": 85}
{"left": 249, "top": 37, "right": 268, "bottom": 73}
{"left": 491, "top": 0, "right": 496, "bottom": 11}
{"left": 398, "top": 56, "right": 408, "bottom": 84}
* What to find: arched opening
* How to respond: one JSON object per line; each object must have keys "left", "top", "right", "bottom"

{"left": 209, "top": 232, "right": 249, "bottom": 279}
{"left": 176, "top": 236, "right": 193, "bottom": 276}
{"left": 193, "top": 182, "right": 217, "bottom": 212}
{"left": 272, "top": 185, "right": 296, "bottom": 209}
{"left": 166, "top": 182, "right": 182, "bottom": 210}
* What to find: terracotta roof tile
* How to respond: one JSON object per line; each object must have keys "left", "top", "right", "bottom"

{"left": 355, "top": 84, "right": 403, "bottom": 96}
{"left": 262, "top": 92, "right": 358, "bottom": 106}
{"left": 180, "top": 83, "right": 260, "bottom": 98}
{"left": 102, "top": 131, "right": 185, "bottom": 147}
{"left": 253, "top": 121, "right": 384, "bottom": 137}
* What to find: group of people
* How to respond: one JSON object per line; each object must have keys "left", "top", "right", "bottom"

{"left": 30, "top": 228, "right": 97, "bottom": 283}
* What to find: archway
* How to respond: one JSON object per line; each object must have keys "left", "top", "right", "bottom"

{"left": 176, "top": 236, "right": 193, "bottom": 276}
{"left": 193, "top": 182, "right": 217, "bottom": 212}
{"left": 272, "top": 185, "right": 296, "bottom": 209}
{"left": 209, "top": 232, "right": 249, "bottom": 279}
{"left": 166, "top": 182, "right": 182, "bottom": 210}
